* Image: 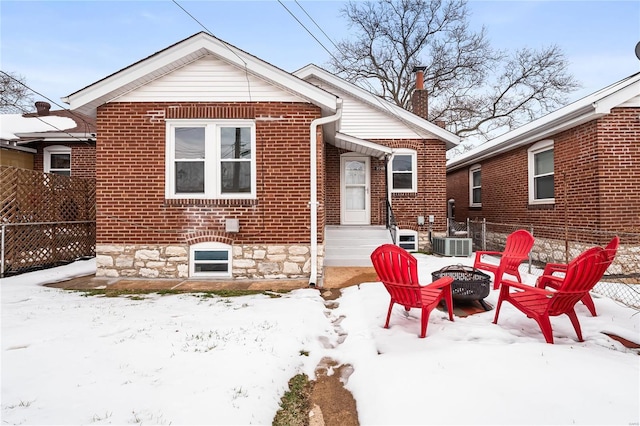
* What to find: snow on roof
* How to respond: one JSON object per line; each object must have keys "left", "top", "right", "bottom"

{"left": 0, "top": 114, "right": 77, "bottom": 141}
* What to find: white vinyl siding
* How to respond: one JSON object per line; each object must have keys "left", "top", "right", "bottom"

{"left": 118, "top": 55, "right": 304, "bottom": 103}
{"left": 304, "top": 77, "right": 439, "bottom": 140}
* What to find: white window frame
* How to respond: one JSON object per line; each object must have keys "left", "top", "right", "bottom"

{"left": 165, "top": 120, "right": 256, "bottom": 199}
{"left": 389, "top": 149, "right": 417, "bottom": 193}
{"left": 469, "top": 164, "right": 482, "bottom": 207}
{"left": 43, "top": 145, "right": 72, "bottom": 176}
{"left": 397, "top": 229, "right": 418, "bottom": 252}
{"left": 189, "top": 242, "right": 232, "bottom": 278}
{"left": 528, "top": 140, "right": 555, "bottom": 204}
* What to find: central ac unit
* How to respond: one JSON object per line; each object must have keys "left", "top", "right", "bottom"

{"left": 432, "top": 237, "right": 472, "bottom": 257}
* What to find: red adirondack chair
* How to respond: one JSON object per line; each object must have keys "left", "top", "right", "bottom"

{"left": 493, "top": 246, "right": 608, "bottom": 344}
{"left": 370, "top": 244, "right": 454, "bottom": 338}
{"left": 536, "top": 236, "right": 619, "bottom": 316}
{"left": 473, "top": 229, "right": 535, "bottom": 289}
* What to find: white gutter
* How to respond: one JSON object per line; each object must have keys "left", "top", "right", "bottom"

{"left": 309, "top": 99, "right": 343, "bottom": 287}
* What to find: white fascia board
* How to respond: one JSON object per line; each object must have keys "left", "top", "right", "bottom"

{"left": 295, "top": 65, "right": 460, "bottom": 148}
{"left": 1, "top": 141, "right": 37, "bottom": 153}
{"left": 65, "top": 33, "right": 337, "bottom": 115}
{"left": 447, "top": 105, "right": 596, "bottom": 171}
{"left": 592, "top": 79, "right": 640, "bottom": 114}
{"left": 335, "top": 132, "right": 393, "bottom": 160}
{"left": 447, "top": 72, "right": 640, "bottom": 172}
{"left": 15, "top": 132, "right": 93, "bottom": 140}
{"left": 64, "top": 41, "right": 208, "bottom": 113}
{"left": 203, "top": 38, "right": 337, "bottom": 112}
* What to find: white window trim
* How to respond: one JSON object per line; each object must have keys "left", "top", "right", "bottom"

{"left": 469, "top": 164, "right": 481, "bottom": 208}
{"left": 165, "top": 119, "right": 257, "bottom": 200}
{"left": 389, "top": 149, "right": 417, "bottom": 193}
{"left": 189, "top": 242, "right": 232, "bottom": 278}
{"left": 528, "top": 139, "right": 555, "bottom": 205}
{"left": 397, "top": 229, "right": 418, "bottom": 252}
{"left": 43, "top": 145, "right": 71, "bottom": 175}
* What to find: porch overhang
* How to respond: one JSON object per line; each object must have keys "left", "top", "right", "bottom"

{"left": 333, "top": 132, "right": 392, "bottom": 160}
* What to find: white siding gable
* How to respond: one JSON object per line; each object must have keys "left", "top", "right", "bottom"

{"left": 620, "top": 94, "right": 640, "bottom": 107}
{"left": 117, "top": 55, "right": 305, "bottom": 103}
{"left": 306, "top": 77, "right": 434, "bottom": 140}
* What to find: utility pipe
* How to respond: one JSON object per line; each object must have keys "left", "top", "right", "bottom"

{"left": 309, "top": 99, "right": 343, "bottom": 287}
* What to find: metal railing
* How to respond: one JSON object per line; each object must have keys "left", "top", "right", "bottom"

{"left": 447, "top": 218, "right": 471, "bottom": 238}
{"left": 386, "top": 200, "right": 398, "bottom": 244}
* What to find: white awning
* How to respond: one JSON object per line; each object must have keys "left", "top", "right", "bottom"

{"left": 333, "top": 132, "right": 393, "bottom": 160}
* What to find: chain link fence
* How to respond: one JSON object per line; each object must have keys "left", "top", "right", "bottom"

{"left": 447, "top": 218, "right": 640, "bottom": 310}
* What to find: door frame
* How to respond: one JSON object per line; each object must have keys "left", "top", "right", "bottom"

{"left": 340, "top": 153, "right": 371, "bottom": 225}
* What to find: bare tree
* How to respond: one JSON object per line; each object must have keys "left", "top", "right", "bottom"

{"left": 0, "top": 71, "right": 34, "bottom": 114}
{"left": 330, "top": 0, "right": 580, "bottom": 140}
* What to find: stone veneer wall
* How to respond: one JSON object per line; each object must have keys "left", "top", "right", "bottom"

{"left": 96, "top": 244, "right": 324, "bottom": 280}
{"left": 418, "top": 230, "right": 445, "bottom": 252}
{"left": 485, "top": 232, "right": 639, "bottom": 276}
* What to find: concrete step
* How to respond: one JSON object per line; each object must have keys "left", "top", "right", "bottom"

{"left": 323, "top": 225, "right": 393, "bottom": 267}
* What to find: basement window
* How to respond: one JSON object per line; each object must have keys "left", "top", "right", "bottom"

{"left": 189, "top": 242, "right": 232, "bottom": 278}
{"left": 397, "top": 230, "right": 418, "bottom": 252}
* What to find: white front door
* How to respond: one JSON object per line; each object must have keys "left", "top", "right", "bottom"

{"left": 341, "top": 155, "right": 370, "bottom": 225}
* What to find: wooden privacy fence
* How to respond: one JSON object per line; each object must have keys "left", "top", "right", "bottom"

{"left": 1, "top": 166, "right": 96, "bottom": 277}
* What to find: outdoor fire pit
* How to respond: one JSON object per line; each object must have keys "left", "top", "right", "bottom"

{"left": 432, "top": 265, "right": 491, "bottom": 311}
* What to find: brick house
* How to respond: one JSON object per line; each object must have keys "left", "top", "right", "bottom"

{"left": 62, "top": 32, "right": 459, "bottom": 284}
{"left": 0, "top": 101, "right": 96, "bottom": 177}
{"left": 446, "top": 72, "right": 640, "bottom": 263}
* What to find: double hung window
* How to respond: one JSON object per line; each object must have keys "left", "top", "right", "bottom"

{"left": 528, "top": 140, "right": 554, "bottom": 204}
{"left": 469, "top": 165, "right": 481, "bottom": 207}
{"left": 390, "top": 149, "right": 417, "bottom": 193}
{"left": 166, "top": 120, "right": 256, "bottom": 199}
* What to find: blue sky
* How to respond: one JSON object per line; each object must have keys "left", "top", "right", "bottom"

{"left": 1, "top": 0, "right": 639, "bottom": 111}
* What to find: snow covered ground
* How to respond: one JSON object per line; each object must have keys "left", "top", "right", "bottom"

{"left": 2, "top": 255, "right": 638, "bottom": 425}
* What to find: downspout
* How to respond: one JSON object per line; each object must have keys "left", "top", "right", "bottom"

{"left": 309, "top": 99, "right": 343, "bottom": 287}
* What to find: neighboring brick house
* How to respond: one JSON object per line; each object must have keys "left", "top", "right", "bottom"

{"left": 446, "top": 72, "right": 640, "bottom": 255}
{"left": 0, "top": 101, "right": 96, "bottom": 177}
{"left": 63, "top": 32, "right": 459, "bottom": 283}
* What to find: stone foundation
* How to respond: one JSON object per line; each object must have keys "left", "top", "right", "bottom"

{"left": 96, "top": 244, "right": 324, "bottom": 280}
{"left": 418, "top": 231, "right": 446, "bottom": 252}
{"left": 485, "top": 232, "right": 639, "bottom": 276}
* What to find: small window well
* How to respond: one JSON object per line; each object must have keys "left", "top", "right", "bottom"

{"left": 397, "top": 230, "right": 418, "bottom": 252}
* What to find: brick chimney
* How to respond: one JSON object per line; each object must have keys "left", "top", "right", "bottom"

{"left": 35, "top": 101, "right": 51, "bottom": 116}
{"left": 411, "top": 66, "right": 428, "bottom": 120}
